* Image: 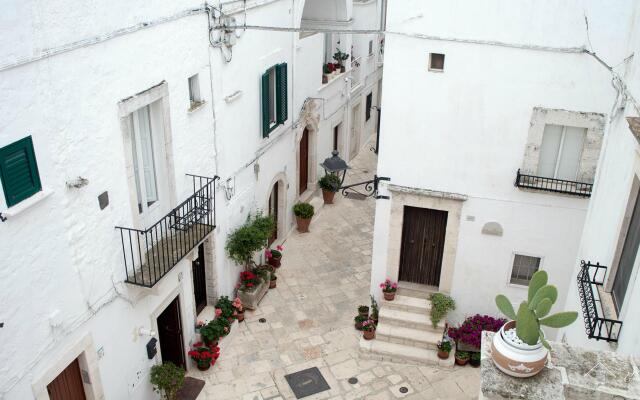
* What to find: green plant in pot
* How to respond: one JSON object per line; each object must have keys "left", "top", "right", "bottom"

{"left": 454, "top": 350, "right": 470, "bottom": 366}
{"left": 216, "top": 296, "right": 235, "bottom": 322}
{"left": 150, "top": 362, "right": 185, "bottom": 400}
{"left": 429, "top": 293, "right": 456, "bottom": 328}
{"left": 470, "top": 352, "right": 481, "bottom": 368}
{"left": 436, "top": 339, "right": 452, "bottom": 360}
{"left": 319, "top": 173, "right": 341, "bottom": 204}
{"left": 333, "top": 48, "right": 349, "bottom": 72}
{"left": 199, "top": 321, "right": 225, "bottom": 346}
{"left": 226, "top": 213, "right": 275, "bottom": 271}
{"left": 293, "top": 203, "right": 314, "bottom": 233}
{"left": 269, "top": 271, "right": 277, "bottom": 289}
{"left": 354, "top": 315, "right": 367, "bottom": 330}
{"left": 492, "top": 270, "right": 578, "bottom": 378}
{"left": 358, "top": 305, "right": 369, "bottom": 318}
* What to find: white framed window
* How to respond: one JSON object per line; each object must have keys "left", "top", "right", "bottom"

{"left": 537, "top": 124, "right": 587, "bottom": 181}
{"left": 510, "top": 254, "right": 542, "bottom": 286}
{"left": 188, "top": 74, "right": 202, "bottom": 109}
{"left": 429, "top": 53, "right": 445, "bottom": 71}
{"left": 131, "top": 105, "right": 159, "bottom": 214}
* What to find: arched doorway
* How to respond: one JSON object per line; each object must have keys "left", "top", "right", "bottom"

{"left": 268, "top": 181, "right": 279, "bottom": 246}
{"left": 299, "top": 128, "right": 310, "bottom": 195}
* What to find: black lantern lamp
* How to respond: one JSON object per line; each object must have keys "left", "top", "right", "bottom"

{"left": 321, "top": 151, "right": 390, "bottom": 200}
{"left": 320, "top": 150, "right": 350, "bottom": 184}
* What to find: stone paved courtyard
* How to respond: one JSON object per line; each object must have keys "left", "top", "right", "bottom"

{"left": 192, "top": 145, "right": 480, "bottom": 399}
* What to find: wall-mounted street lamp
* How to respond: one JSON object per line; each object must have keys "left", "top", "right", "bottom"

{"left": 320, "top": 151, "right": 390, "bottom": 200}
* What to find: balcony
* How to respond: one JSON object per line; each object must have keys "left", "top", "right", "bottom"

{"left": 116, "top": 175, "right": 219, "bottom": 288}
{"left": 350, "top": 57, "right": 362, "bottom": 90}
{"left": 515, "top": 169, "right": 593, "bottom": 197}
{"left": 577, "top": 261, "right": 623, "bottom": 342}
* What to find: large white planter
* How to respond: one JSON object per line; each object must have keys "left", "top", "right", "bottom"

{"left": 491, "top": 320, "right": 548, "bottom": 378}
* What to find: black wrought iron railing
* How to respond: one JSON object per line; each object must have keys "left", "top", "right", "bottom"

{"left": 116, "top": 174, "right": 219, "bottom": 288}
{"left": 515, "top": 169, "right": 593, "bottom": 197}
{"left": 577, "top": 260, "right": 623, "bottom": 342}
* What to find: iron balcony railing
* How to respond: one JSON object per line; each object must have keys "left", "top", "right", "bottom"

{"left": 116, "top": 174, "right": 219, "bottom": 288}
{"left": 515, "top": 169, "right": 593, "bottom": 197}
{"left": 577, "top": 260, "right": 623, "bottom": 342}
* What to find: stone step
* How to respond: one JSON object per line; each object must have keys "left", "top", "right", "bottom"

{"left": 359, "top": 337, "right": 453, "bottom": 368}
{"left": 397, "top": 281, "right": 438, "bottom": 300}
{"left": 378, "top": 308, "right": 444, "bottom": 333}
{"left": 381, "top": 294, "right": 431, "bottom": 314}
{"left": 375, "top": 321, "right": 442, "bottom": 350}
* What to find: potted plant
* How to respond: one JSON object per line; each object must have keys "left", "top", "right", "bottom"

{"left": 211, "top": 316, "right": 231, "bottom": 337}
{"left": 354, "top": 315, "right": 367, "bottom": 330}
{"left": 428, "top": 293, "right": 456, "bottom": 328}
{"left": 216, "top": 296, "right": 235, "bottom": 323}
{"left": 232, "top": 297, "right": 245, "bottom": 322}
{"left": 361, "top": 319, "right": 376, "bottom": 340}
{"left": 436, "top": 339, "right": 452, "bottom": 360}
{"left": 150, "top": 362, "right": 185, "bottom": 400}
{"left": 333, "top": 48, "right": 349, "bottom": 73}
{"left": 358, "top": 305, "right": 369, "bottom": 318}
{"left": 199, "top": 321, "right": 224, "bottom": 347}
{"left": 447, "top": 314, "right": 506, "bottom": 352}
{"left": 379, "top": 278, "right": 398, "bottom": 300}
{"left": 470, "top": 352, "right": 481, "bottom": 368}
{"left": 318, "top": 174, "right": 341, "bottom": 204}
{"left": 454, "top": 350, "right": 470, "bottom": 366}
{"left": 266, "top": 245, "right": 284, "bottom": 268}
{"left": 269, "top": 271, "right": 277, "bottom": 289}
{"left": 322, "top": 64, "right": 330, "bottom": 84}
{"left": 293, "top": 203, "right": 314, "bottom": 233}
{"left": 370, "top": 296, "right": 379, "bottom": 326}
{"left": 493, "top": 270, "right": 578, "bottom": 378}
{"left": 187, "top": 342, "right": 220, "bottom": 371}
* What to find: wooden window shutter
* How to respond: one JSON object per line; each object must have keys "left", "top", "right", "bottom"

{"left": 0, "top": 136, "right": 42, "bottom": 207}
{"left": 261, "top": 70, "right": 271, "bottom": 138}
{"left": 276, "top": 63, "right": 288, "bottom": 124}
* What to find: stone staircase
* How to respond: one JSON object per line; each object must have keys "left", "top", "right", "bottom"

{"left": 360, "top": 289, "right": 454, "bottom": 367}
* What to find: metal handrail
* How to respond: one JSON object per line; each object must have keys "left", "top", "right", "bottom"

{"left": 116, "top": 175, "right": 219, "bottom": 288}
{"left": 577, "top": 260, "right": 623, "bottom": 342}
{"left": 515, "top": 169, "right": 593, "bottom": 197}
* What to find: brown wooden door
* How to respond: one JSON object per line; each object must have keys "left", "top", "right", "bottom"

{"left": 47, "top": 359, "right": 86, "bottom": 400}
{"left": 398, "top": 206, "right": 448, "bottom": 286}
{"left": 157, "top": 296, "right": 186, "bottom": 368}
{"left": 299, "top": 129, "right": 309, "bottom": 195}
{"left": 268, "top": 182, "right": 279, "bottom": 246}
{"left": 192, "top": 244, "right": 207, "bottom": 315}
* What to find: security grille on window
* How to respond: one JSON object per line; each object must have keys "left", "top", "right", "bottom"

{"left": 188, "top": 74, "right": 202, "bottom": 109}
{"left": 510, "top": 254, "right": 541, "bottom": 285}
{"left": 261, "top": 63, "right": 288, "bottom": 137}
{"left": 538, "top": 124, "right": 587, "bottom": 181}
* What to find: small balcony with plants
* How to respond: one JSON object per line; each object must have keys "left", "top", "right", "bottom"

{"left": 322, "top": 48, "right": 350, "bottom": 86}
{"left": 115, "top": 174, "right": 219, "bottom": 288}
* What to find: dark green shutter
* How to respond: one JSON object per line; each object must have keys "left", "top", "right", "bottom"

{"left": 276, "top": 63, "right": 288, "bottom": 125}
{"left": 261, "top": 70, "right": 271, "bottom": 138}
{"left": 0, "top": 136, "right": 42, "bottom": 207}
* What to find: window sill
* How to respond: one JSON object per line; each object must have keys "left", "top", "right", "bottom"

{"left": 188, "top": 101, "right": 206, "bottom": 113}
{"left": 1, "top": 189, "right": 52, "bottom": 219}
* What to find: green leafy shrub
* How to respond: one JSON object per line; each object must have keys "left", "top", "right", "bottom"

{"left": 150, "top": 362, "right": 185, "bottom": 400}
{"left": 471, "top": 352, "right": 481, "bottom": 362}
{"left": 318, "top": 174, "right": 341, "bottom": 192}
{"left": 215, "top": 296, "right": 234, "bottom": 319}
{"left": 200, "top": 321, "right": 225, "bottom": 344}
{"left": 495, "top": 270, "right": 578, "bottom": 349}
{"left": 455, "top": 350, "right": 470, "bottom": 360}
{"left": 226, "top": 213, "right": 274, "bottom": 270}
{"left": 437, "top": 339, "right": 452, "bottom": 353}
{"left": 429, "top": 293, "right": 456, "bottom": 328}
{"left": 293, "top": 203, "right": 314, "bottom": 219}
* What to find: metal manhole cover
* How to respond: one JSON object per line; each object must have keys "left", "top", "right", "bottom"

{"left": 399, "top": 387, "right": 409, "bottom": 394}
{"left": 258, "top": 318, "right": 267, "bottom": 323}
{"left": 284, "top": 367, "right": 331, "bottom": 399}
{"left": 348, "top": 377, "right": 358, "bottom": 384}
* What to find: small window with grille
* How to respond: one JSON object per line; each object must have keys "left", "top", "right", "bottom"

{"left": 510, "top": 254, "right": 541, "bottom": 286}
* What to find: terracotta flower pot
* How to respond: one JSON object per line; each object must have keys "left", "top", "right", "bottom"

{"left": 470, "top": 358, "right": 481, "bottom": 368}
{"left": 197, "top": 362, "right": 211, "bottom": 371}
{"left": 268, "top": 256, "right": 281, "bottom": 268}
{"left": 491, "top": 320, "right": 548, "bottom": 378}
{"left": 322, "top": 189, "right": 336, "bottom": 204}
{"left": 437, "top": 350, "right": 450, "bottom": 360}
{"left": 340, "top": 65, "right": 346, "bottom": 73}
{"left": 227, "top": 316, "right": 234, "bottom": 324}
{"left": 236, "top": 312, "right": 245, "bottom": 322}
{"left": 269, "top": 277, "right": 277, "bottom": 289}
{"left": 383, "top": 292, "right": 396, "bottom": 301}
{"left": 455, "top": 357, "right": 469, "bottom": 366}
{"left": 296, "top": 216, "right": 311, "bottom": 233}
{"left": 322, "top": 74, "right": 329, "bottom": 84}
{"left": 363, "top": 330, "right": 375, "bottom": 340}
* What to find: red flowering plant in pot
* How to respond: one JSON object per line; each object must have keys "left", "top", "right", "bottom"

{"left": 266, "top": 245, "right": 284, "bottom": 268}
{"left": 447, "top": 314, "right": 507, "bottom": 353}
{"left": 188, "top": 342, "right": 221, "bottom": 371}
{"left": 361, "top": 319, "right": 376, "bottom": 340}
{"left": 380, "top": 279, "right": 398, "bottom": 301}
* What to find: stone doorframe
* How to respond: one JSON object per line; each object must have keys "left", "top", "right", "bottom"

{"left": 295, "top": 100, "right": 320, "bottom": 201}
{"left": 386, "top": 185, "right": 467, "bottom": 294}
{"left": 264, "top": 172, "right": 288, "bottom": 246}
{"left": 186, "top": 235, "right": 219, "bottom": 313}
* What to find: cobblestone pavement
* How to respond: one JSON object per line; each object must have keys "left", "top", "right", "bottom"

{"left": 192, "top": 145, "right": 480, "bottom": 399}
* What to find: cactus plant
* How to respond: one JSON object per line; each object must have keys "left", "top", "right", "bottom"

{"left": 495, "top": 270, "right": 578, "bottom": 349}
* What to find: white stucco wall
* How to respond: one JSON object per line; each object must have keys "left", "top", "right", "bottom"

{"left": 370, "top": 0, "right": 634, "bottom": 330}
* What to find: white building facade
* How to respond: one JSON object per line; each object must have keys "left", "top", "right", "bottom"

{"left": 370, "top": 0, "right": 633, "bottom": 330}
{"left": 0, "top": 0, "right": 383, "bottom": 398}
